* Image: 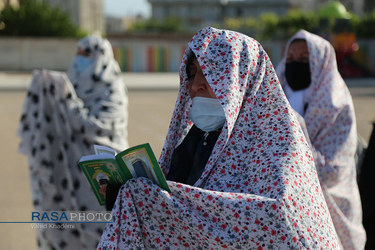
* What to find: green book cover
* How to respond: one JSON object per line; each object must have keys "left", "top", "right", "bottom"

{"left": 79, "top": 143, "right": 170, "bottom": 206}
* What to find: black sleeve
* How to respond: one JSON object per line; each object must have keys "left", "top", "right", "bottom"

{"left": 105, "top": 183, "right": 123, "bottom": 211}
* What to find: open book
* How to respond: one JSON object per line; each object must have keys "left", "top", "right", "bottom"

{"left": 78, "top": 143, "right": 170, "bottom": 205}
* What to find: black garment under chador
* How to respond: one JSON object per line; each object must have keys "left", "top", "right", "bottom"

{"left": 106, "top": 125, "right": 221, "bottom": 211}
{"left": 166, "top": 125, "right": 221, "bottom": 185}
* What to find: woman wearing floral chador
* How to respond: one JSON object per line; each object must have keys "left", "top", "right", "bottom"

{"left": 276, "top": 29, "right": 366, "bottom": 249}
{"left": 98, "top": 27, "right": 340, "bottom": 249}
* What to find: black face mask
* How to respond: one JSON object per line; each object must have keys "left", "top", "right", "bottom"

{"left": 285, "top": 61, "right": 311, "bottom": 91}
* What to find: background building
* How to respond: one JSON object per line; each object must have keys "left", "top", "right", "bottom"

{"left": 106, "top": 16, "right": 143, "bottom": 34}
{"left": 42, "top": 0, "right": 104, "bottom": 34}
{"left": 0, "top": 0, "right": 19, "bottom": 10}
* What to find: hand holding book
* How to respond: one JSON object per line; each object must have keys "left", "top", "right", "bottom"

{"left": 78, "top": 143, "right": 170, "bottom": 206}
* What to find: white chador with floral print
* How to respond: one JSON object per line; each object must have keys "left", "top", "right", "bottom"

{"left": 18, "top": 35, "right": 129, "bottom": 250}
{"left": 97, "top": 27, "right": 340, "bottom": 249}
{"left": 277, "top": 30, "right": 366, "bottom": 249}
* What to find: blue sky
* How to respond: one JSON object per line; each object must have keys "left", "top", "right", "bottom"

{"left": 103, "top": 0, "right": 151, "bottom": 18}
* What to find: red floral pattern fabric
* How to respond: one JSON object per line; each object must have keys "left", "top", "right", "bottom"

{"left": 98, "top": 27, "right": 339, "bottom": 249}
{"left": 276, "top": 30, "right": 366, "bottom": 249}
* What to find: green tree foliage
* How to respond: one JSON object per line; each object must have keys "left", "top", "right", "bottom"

{"left": 223, "top": 11, "right": 319, "bottom": 40}
{"left": 224, "top": 17, "right": 257, "bottom": 34}
{"left": 256, "top": 13, "right": 279, "bottom": 40}
{"left": 128, "top": 17, "right": 183, "bottom": 33}
{"left": 354, "top": 10, "right": 375, "bottom": 38}
{"left": 255, "top": 10, "right": 319, "bottom": 40}
{"left": 0, "top": 0, "right": 86, "bottom": 37}
{"left": 112, "top": 5, "right": 375, "bottom": 38}
{"left": 223, "top": 10, "right": 375, "bottom": 40}
{"left": 276, "top": 11, "right": 319, "bottom": 38}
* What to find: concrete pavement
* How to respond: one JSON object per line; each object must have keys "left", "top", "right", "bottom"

{"left": 0, "top": 71, "right": 180, "bottom": 91}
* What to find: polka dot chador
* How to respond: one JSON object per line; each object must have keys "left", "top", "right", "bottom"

{"left": 18, "top": 35, "right": 129, "bottom": 250}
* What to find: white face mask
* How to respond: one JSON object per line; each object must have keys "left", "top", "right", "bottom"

{"left": 189, "top": 97, "right": 226, "bottom": 132}
{"left": 73, "top": 55, "right": 93, "bottom": 73}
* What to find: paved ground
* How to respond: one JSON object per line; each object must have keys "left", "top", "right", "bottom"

{"left": 0, "top": 72, "right": 374, "bottom": 249}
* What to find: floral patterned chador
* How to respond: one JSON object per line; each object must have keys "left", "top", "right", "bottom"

{"left": 277, "top": 30, "right": 366, "bottom": 250}
{"left": 98, "top": 27, "right": 340, "bottom": 249}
